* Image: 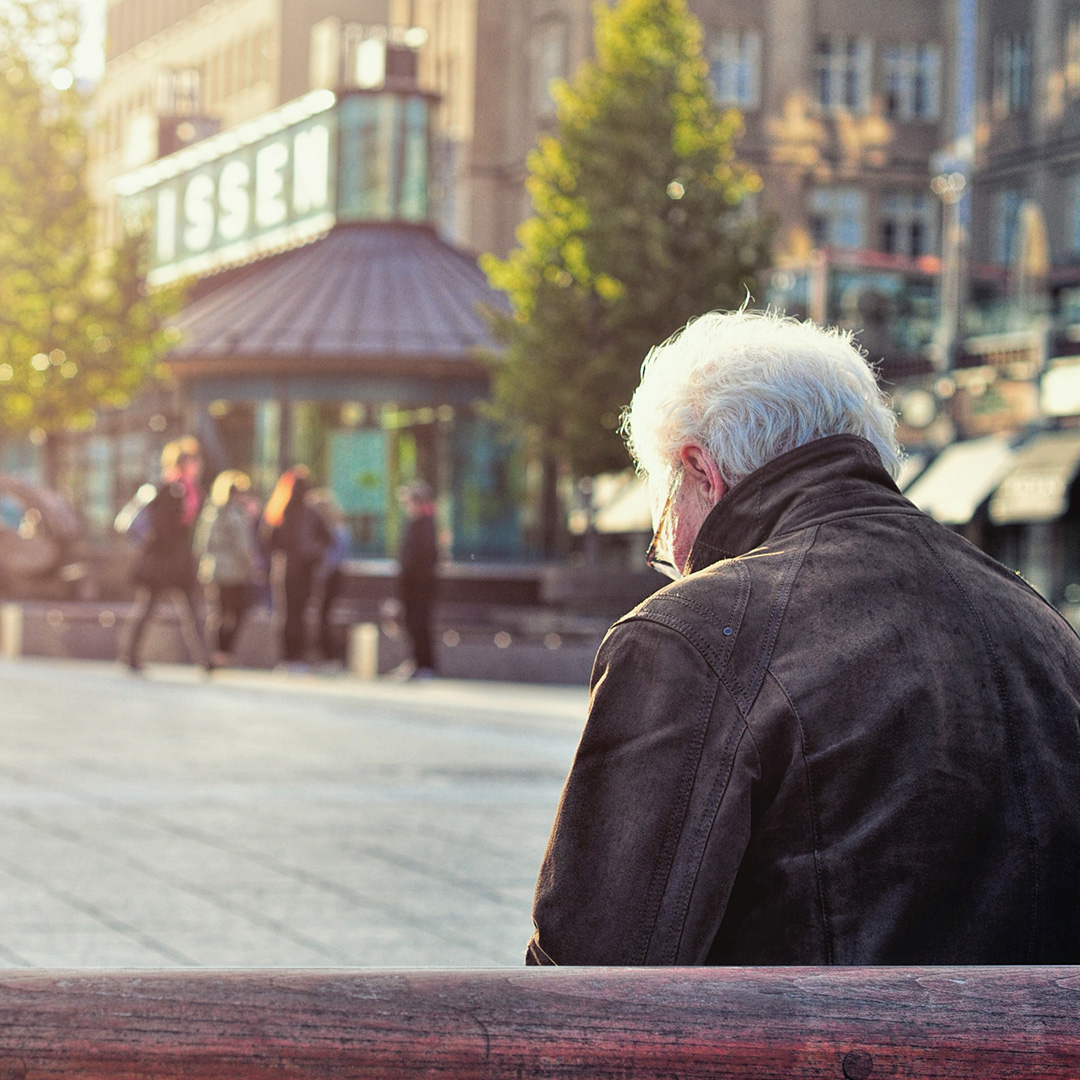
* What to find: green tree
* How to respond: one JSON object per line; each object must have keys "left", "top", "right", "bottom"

{"left": 482, "top": 0, "right": 772, "bottom": 482}
{"left": 0, "top": 0, "right": 175, "bottom": 461}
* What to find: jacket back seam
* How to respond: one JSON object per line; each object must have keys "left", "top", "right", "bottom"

{"left": 767, "top": 670, "right": 835, "bottom": 964}
{"left": 747, "top": 527, "right": 818, "bottom": 713}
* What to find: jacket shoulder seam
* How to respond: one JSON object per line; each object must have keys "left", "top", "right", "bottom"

{"left": 669, "top": 686, "right": 753, "bottom": 963}
{"left": 911, "top": 516, "right": 1040, "bottom": 959}
{"left": 634, "top": 673, "right": 730, "bottom": 963}
{"left": 616, "top": 608, "right": 755, "bottom": 715}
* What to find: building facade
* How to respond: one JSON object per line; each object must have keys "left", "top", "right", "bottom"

{"left": 91, "top": 0, "right": 480, "bottom": 247}
{"left": 893, "top": 0, "right": 1080, "bottom": 614}
{"left": 471, "top": 1, "right": 954, "bottom": 265}
{"left": 466, "top": 0, "right": 963, "bottom": 549}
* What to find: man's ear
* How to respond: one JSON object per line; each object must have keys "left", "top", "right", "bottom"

{"left": 679, "top": 444, "right": 727, "bottom": 505}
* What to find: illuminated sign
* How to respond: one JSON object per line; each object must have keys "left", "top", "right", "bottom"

{"left": 116, "top": 88, "right": 432, "bottom": 286}
{"left": 117, "top": 91, "right": 336, "bottom": 286}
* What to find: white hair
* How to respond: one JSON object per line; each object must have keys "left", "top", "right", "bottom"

{"left": 622, "top": 310, "right": 902, "bottom": 493}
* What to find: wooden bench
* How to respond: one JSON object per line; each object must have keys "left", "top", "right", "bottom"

{"left": 0, "top": 966, "right": 1075, "bottom": 1077}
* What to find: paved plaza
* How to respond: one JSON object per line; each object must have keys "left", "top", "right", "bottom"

{"left": 0, "top": 658, "right": 587, "bottom": 969}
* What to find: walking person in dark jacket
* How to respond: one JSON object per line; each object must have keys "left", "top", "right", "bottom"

{"left": 120, "top": 437, "right": 212, "bottom": 673}
{"left": 528, "top": 309, "right": 1080, "bottom": 967}
{"left": 309, "top": 488, "right": 350, "bottom": 666}
{"left": 263, "top": 467, "right": 331, "bottom": 669}
{"left": 396, "top": 481, "right": 438, "bottom": 679}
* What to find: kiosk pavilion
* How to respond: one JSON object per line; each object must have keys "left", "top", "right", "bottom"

{"left": 116, "top": 85, "right": 524, "bottom": 562}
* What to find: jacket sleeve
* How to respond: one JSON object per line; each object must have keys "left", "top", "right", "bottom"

{"left": 527, "top": 614, "right": 758, "bottom": 966}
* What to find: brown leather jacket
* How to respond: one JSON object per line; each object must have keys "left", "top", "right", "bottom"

{"left": 529, "top": 435, "right": 1080, "bottom": 965}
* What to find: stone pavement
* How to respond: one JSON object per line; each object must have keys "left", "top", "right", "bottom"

{"left": 0, "top": 658, "right": 588, "bottom": 969}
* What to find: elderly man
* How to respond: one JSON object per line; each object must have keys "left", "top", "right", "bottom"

{"left": 528, "top": 310, "right": 1080, "bottom": 966}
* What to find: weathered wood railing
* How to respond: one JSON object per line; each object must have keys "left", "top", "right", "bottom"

{"left": 0, "top": 966, "right": 1076, "bottom": 1077}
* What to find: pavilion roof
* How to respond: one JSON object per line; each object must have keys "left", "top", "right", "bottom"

{"left": 167, "top": 223, "right": 508, "bottom": 375}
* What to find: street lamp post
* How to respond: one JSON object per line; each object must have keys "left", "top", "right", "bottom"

{"left": 931, "top": 169, "right": 968, "bottom": 372}
{"left": 928, "top": 0, "right": 977, "bottom": 373}
{"left": 928, "top": 168, "right": 972, "bottom": 371}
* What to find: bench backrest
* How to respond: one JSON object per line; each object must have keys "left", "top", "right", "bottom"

{"left": 0, "top": 966, "right": 1076, "bottom": 1077}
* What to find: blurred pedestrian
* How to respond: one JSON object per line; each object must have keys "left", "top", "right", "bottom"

{"left": 396, "top": 480, "right": 438, "bottom": 679}
{"left": 238, "top": 486, "right": 271, "bottom": 610}
{"left": 263, "top": 467, "right": 331, "bottom": 669}
{"left": 120, "top": 436, "right": 212, "bottom": 673}
{"left": 194, "top": 469, "right": 259, "bottom": 667}
{"left": 309, "top": 488, "right": 350, "bottom": 666}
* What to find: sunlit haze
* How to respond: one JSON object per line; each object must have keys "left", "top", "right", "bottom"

{"left": 74, "top": 0, "right": 105, "bottom": 80}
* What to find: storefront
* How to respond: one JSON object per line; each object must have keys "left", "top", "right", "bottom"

{"left": 114, "top": 86, "right": 526, "bottom": 561}
{"left": 984, "top": 427, "right": 1080, "bottom": 606}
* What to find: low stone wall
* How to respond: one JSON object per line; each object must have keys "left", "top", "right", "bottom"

{"left": 0, "top": 601, "right": 604, "bottom": 685}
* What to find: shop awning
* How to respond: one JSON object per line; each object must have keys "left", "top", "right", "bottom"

{"left": 988, "top": 429, "right": 1080, "bottom": 524}
{"left": 593, "top": 473, "right": 652, "bottom": 534}
{"left": 568, "top": 473, "right": 654, "bottom": 536}
{"left": 904, "top": 435, "right": 1017, "bottom": 525}
{"left": 167, "top": 223, "right": 509, "bottom": 375}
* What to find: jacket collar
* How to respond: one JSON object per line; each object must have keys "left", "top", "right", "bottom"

{"left": 685, "top": 434, "right": 903, "bottom": 571}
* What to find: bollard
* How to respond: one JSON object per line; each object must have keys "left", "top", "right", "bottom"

{"left": 348, "top": 622, "right": 379, "bottom": 679}
{"left": 0, "top": 603, "right": 23, "bottom": 659}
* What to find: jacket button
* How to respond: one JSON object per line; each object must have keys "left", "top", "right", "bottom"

{"left": 723, "top": 627, "right": 733, "bottom": 636}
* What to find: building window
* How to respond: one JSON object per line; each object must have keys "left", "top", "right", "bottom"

{"left": 533, "top": 20, "right": 567, "bottom": 120}
{"left": 1067, "top": 9, "right": 1080, "bottom": 97}
{"left": 707, "top": 30, "right": 761, "bottom": 109}
{"left": 241, "top": 32, "right": 255, "bottom": 88}
{"left": 815, "top": 36, "right": 871, "bottom": 114}
{"left": 882, "top": 43, "right": 941, "bottom": 120}
{"left": 809, "top": 187, "right": 866, "bottom": 249}
{"left": 1070, "top": 175, "right": 1080, "bottom": 255}
{"left": 224, "top": 41, "right": 237, "bottom": 100}
{"left": 993, "top": 189, "right": 1024, "bottom": 264}
{"left": 106, "top": 3, "right": 121, "bottom": 56}
{"left": 992, "top": 32, "right": 1031, "bottom": 118}
{"left": 158, "top": 67, "right": 202, "bottom": 115}
{"left": 880, "top": 191, "right": 936, "bottom": 257}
